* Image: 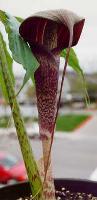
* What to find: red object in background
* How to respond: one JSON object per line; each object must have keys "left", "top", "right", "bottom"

{"left": 0, "top": 166, "right": 12, "bottom": 183}
{"left": 0, "top": 152, "right": 27, "bottom": 184}
{"left": 9, "top": 162, "right": 27, "bottom": 181}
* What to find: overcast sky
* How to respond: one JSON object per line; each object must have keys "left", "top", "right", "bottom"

{"left": 0, "top": 0, "right": 97, "bottom": 73}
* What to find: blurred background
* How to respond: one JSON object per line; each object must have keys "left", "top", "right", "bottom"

{"left": 0, "top": 0, "right": 97, "bottom": 187}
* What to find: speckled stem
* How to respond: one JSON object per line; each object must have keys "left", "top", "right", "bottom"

{"left": 33, "top": 25, "right": 58, "bottom": 200}
{"left": 35, "top": 60, "right": 58, "bottom": 200}
{"left": 0, "top": 33, "right": 42, "bottom": 200}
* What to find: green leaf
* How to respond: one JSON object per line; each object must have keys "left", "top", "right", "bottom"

{"left": 61, "top": 48, "right": 83, "bottom": 75}
{"left": 0, "top": 32, "right": 14, "bottom": 100}
{"left": 0, "top": 10, "right": 39, "bottom": 91}
{"left": 60, "top": 48, "right": 90, "bottom": 105}
{"left": 15, "top": 16, "right": 24, "bottom": 23}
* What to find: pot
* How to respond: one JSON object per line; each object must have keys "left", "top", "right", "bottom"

{"left": 0, "top": 179, "right": 97, "bottom": 200}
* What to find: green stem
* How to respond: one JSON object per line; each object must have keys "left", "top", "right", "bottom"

{"left": 0, "top": 32, "right": 42, "bottom": 200}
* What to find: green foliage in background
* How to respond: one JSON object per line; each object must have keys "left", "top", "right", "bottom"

{"left": 56, "top": 114, "right": 90, "bottom": 132}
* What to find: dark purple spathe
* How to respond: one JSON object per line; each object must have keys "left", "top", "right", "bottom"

{"left": 19, "top": 10, "right": 85, "bottom": 136}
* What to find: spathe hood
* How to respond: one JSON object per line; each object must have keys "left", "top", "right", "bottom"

{"left": 19, "top": 9, "right": 85, "bottom": 52}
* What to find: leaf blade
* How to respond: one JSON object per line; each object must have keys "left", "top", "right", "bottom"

{"left": 60, "top": 48, "right": 90, "bottom": 105}
{"left": 61, "top": 48, "right": 83, "bottom": 74}
{"left": 0, "top": 10, "right": 39, "bottom": 91}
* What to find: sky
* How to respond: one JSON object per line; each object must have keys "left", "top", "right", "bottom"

{"left": 0, "top": 0, "right": 97, "bottom": 73}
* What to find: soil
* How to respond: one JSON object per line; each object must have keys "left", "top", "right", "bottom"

{"left": 16, "top": 188, "right": 97, "bottom": 200}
